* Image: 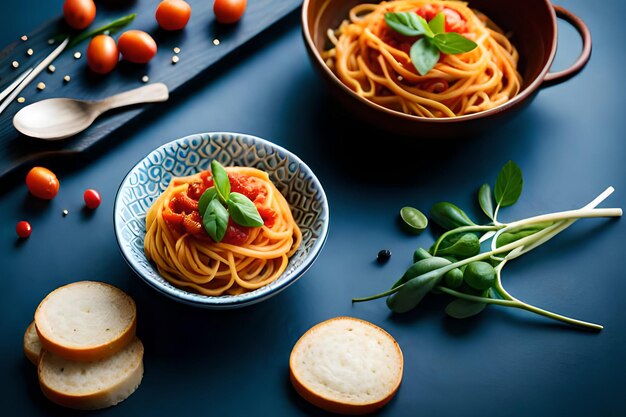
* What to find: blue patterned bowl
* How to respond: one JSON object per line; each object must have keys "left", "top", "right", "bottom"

{"left": 114, "top": 133, "right": 329, "bottom": 308}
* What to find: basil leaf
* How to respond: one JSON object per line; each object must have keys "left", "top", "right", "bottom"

{"left": 494, "top": 161, "right": 523, "bottom": 208}
{"left": 408, "top": 13, "right": 434, "bottom": 38}
{"left": 410, "top": 38, "right": 440, "bottom": 76}
{"left": 198, "top": 187, "right": 217, "bottom": 217}
{"left": 445, "top": 298, "right": 486, "bottom": 319}
{"left": 431, "top": 32, "right": 477, "bottom": 54}
{"left": 385, "top": 12, "right": 433, "bottom": 37}
{"left": 203, "top": 198, "right": 229, "bottom": 242}
{"left": 478, "top": 183, "right": 495, "bottom": 220}
{"left": 228, "top": 192, "right": 264, "bottom": 227}
{"left": 428, "top": 12, "right": 446, "bottom": 35}
{"left": 384, "top": 12, "right": 423, "bottom": 36}
{"left": 210, "top": 160, "right": 230, "bottom": 204}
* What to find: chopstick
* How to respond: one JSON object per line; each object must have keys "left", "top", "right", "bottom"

{"left": 0, "top": 67, "right": 33, "bottom": 103}
{"left": 0, "top": 37, "right": 69, "bottom": 115}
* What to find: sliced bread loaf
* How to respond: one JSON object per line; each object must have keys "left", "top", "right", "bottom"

{"left": 38, "top": 337, "right": 144, "bottom": 410}
{"left": 290, "top": 317, "right": 403, "bottom": 415}
{"left": 34, "top": 281, "right": 136, "bottom": 361}
{"left": 24, "top": 321, "right": 42, "bottom": 365}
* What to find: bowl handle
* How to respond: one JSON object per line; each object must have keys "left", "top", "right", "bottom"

{"left": 542, "top": 5, "right": 592, "bottom": 86}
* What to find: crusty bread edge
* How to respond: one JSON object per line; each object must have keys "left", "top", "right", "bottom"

{"left": 38, "top": 338, "right": 144, "bottom": 410}
{"left": 24, "top": 321, "right": 40, "bottom": 366}
{"left": 34, "top": 281, "right": 137, "bottom": 362}
{"left": 289, "top": 316, "right": 404, "bottom": 415}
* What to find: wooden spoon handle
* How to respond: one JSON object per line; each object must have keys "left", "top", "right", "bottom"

{"left": 98, "top": 83, "right": 169, "bottom": 112}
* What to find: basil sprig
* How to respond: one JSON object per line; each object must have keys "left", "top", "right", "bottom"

{"left": 384, "top": 11, "right": 478, "bottom": 75}
{"left": 198, "top": 160, "right": 264, "bottom": 242}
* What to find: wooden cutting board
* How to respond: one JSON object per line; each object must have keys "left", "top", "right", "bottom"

{"left": 0, "top": 0, "right": 301, "bottom": 178}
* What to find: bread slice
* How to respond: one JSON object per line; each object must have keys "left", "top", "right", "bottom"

{"left": 24, "top": 321, "right": 42, "bottom": 365}
{"left": 34, "top": 281, "right": 136, "bottom": 361}
{"left": 38, "top": 337, "right": 144, "bottom": 410}
{"left": 289, "top": 317, "right": 403, "bottom": 415}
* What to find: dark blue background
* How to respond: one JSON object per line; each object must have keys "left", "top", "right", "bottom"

{"left": 1, "top": 1, "right": 625, "bottom": 416}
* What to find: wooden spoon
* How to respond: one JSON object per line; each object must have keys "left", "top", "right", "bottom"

{"left": 13, "top": 83, "right": 169, "bottom": 140}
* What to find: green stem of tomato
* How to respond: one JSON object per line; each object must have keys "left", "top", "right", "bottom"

{"left": 436, "top": 286, "right": 603, "bottom": 331}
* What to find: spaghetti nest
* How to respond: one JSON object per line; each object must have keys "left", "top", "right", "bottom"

{"left": 323, "top": 0, "right": 522, "bottom": 117}
{"left": 144, "top": 167, "right": 302, "bottom": 296}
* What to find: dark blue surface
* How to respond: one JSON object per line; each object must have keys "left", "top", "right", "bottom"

{"left": 1, "top": 1, "right": 625, "bottom": 416}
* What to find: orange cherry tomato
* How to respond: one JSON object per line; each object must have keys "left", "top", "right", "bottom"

{"left": 25, "top": 167, "right": 60, "bottom": 200}
{"left": 213, "top": 0, "right": 247, "bottom": 24}
{"left": 117, "top": 30, "right": 158, "bottom": 64}
{"left": 156, "top": 0, "right": 192, "bottom": 31}
{"left": 87, "top": 35, "right": 119, "bottom": 74}
{"left": 63, "top": 0, "right": 96, "bottom": 30}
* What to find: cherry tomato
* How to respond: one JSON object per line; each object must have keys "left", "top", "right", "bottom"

{"left": 26, "top": 167, "right": 60, "bottom": 200}
{"left": 117, "top": 30, "right": 158, "bottom": 64}
{"left": 83, "top": 189, "right": 102, "bottom": 209}
{"left": 156, "top": 0, "right": 192, "bottom": 31}
{"left": 86, "top": 35, "right": 119, "bottom": 74}
{"left": 213, "top": 0, "right": 247, "bottom": 24}
{"left": 63, "top": 0, "right": 96, "bottom": 30}
{"left": 16, "top": 221, "right": 32, "bottom": 239}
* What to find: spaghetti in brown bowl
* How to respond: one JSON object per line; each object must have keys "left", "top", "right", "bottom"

{"left": 323, "top": 0, "right": 522, "bottom": 118}
{"left": 303, "top": 0, "right": 591, "bottom": 137}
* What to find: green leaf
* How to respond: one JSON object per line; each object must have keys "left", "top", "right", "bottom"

{"left": 400, "top": 206, "right": 428, "bottom": 234}
{"left": 445, "top": 298, "right": 486, "bottom": 319}
{"left": 384, "top": 12, "right": 433, "bottom": 37}
{"left": 494, "top": 161, "right": 524, "bottom": 208}
{"left": 478, "top": 184, "right": 495, "bottom": 220}
{"left": 202, "top": 198, "right": 229, "bottom": 242}
{"left": 428, "top": 12, "right": 446, "bottom": 35}
{"left": 432, "top": 233, "right": 480, "bottom": 258}
{"left": 384, "top": 12, "right": 423, "bottom": 36}
{"left": 211, "top": 160, "right": 231, "bottom": 204}
{"left": 392, "top": 257, "right": 450, "bottom": 289}
{"left": 431, "top": 32, "right": 477, "bottom": 55}
{"left": 68, "top": 14, "right": 136, "bottom": 48}
{"left": 495, "top": 222, "right": 554, "bottom": 247}
{"left": 430, "top": 202, "right": 476, "bottom": 230}
{"left": 410, "top": 38, "right": 440, "bottom": 76}
{"left": 228, "top": 192, "right": 264, "bottom": 227}
{"left": 387, "top": 267, "right": 447, "bottom": 313}
{"left": 198, "top": 187, "right": 217, "bottom": 217}
{"left": 409, "top": 13, "right": 434, "bottom": 37}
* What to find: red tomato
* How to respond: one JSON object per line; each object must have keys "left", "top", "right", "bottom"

{"left": 83, "top": 189, "right": 102, "bottom": 209}
{"left": 63, "top": 0, "right": 96, "bottom": 30}
{"left": 117, "top": 30, "right": 158, "bottom": 64}
{"left": 86, "top": 35, "right": 118, "bottom": 74}
{"left": 26, "top": 167, "right": 60, "bottom": 200}
{"left": 156, "top": 0, "right": 192, "bottom": 31}
{"left": 16, "top": 221, "right": 32, "bottom": 239}
{"left": 213, "top": 0, "right": 247, "bottom": 24}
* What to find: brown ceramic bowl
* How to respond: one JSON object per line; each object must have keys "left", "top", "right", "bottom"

{"left": 302, "top": 0, "right": 591, "bottom": 138}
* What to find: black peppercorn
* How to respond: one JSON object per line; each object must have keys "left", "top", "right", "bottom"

{"left": 377, "top": 249, "right": 391, "bottom": 263}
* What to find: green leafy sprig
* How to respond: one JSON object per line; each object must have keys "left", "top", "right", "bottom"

{"left": 198, "top": 161, "right": 264, "bottom": 242}
{"left": 353, "top": 161, "right": 623, "bottom": 331}
{"left": 65, "top": 14, "right": 137, "bottom": 48}
{"left": 384, "top": 11, "right": 477, "bottom": 75}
